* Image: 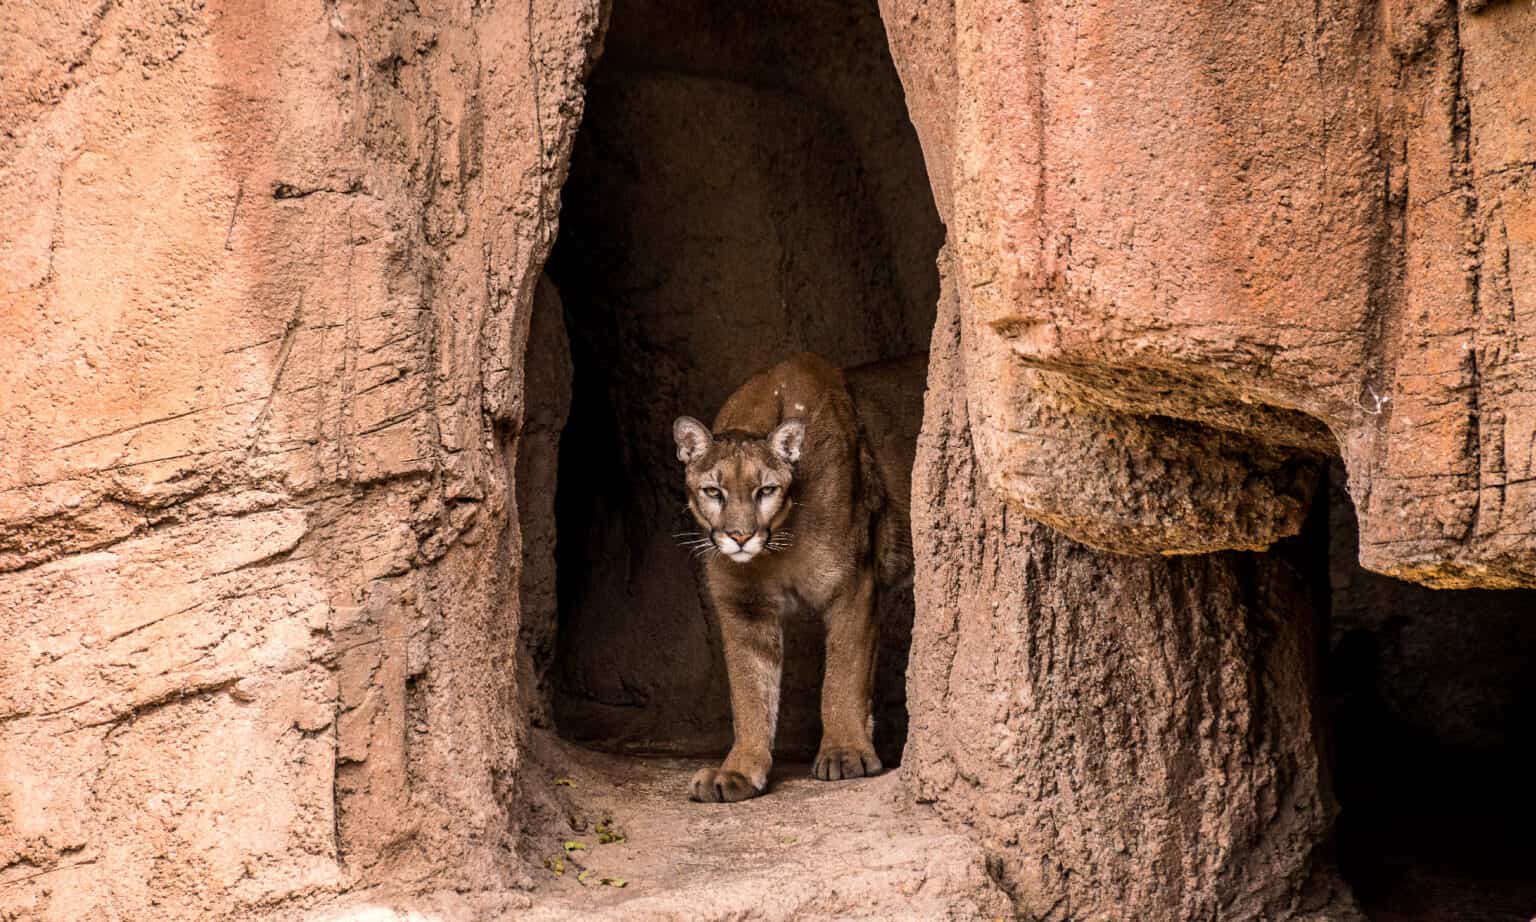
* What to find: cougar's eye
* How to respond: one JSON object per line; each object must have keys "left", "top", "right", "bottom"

{"left": 757, "top": 485, "right": 779, "bottom": 500}
{"left": 702, "top": 486, "right": 723, "bottom": 500}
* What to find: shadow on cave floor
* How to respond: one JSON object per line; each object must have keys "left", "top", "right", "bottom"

{"left": 1323, "top": 465, "right": 1536, "bottom": 922}
{"left": 1340, "top": 808, "right": 1536, "bottom": 922}
{"left": 1332, "top": 702, "right": 1536, "bottom": 922}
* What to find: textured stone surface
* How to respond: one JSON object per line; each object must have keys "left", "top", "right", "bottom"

{"left": 904, "top": 275, "right": 1358, "bottom": 921}
{"left": 0, "top": 0, "right": 603, "bottom": 917}
{"left": 881, "top": 0, "right": 1536, "bottom": 587}
{"left": 881, "top": 2, "right": 1536, "bottom": 917}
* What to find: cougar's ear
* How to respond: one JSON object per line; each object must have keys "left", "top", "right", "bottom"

{"left": 673, "top": 416, "right": 713, "bottom": 464}
{"left": 768, "top": 418, "right": 805, "bottom": 464}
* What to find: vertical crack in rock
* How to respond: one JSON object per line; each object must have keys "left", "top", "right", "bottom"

{"left": 1450, "top": 3, "right": 1485, "bottom": 544}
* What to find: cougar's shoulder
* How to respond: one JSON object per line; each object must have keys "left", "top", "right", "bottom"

{"left": 714, "top": 353, "right": 862, "bottom": 471}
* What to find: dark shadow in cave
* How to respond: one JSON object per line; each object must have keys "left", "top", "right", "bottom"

{"left": 541, "top": 0, "right": 941, "bottom": 765}
{"left": 1316, "top": 463, "right": 1536, "bottom": 922}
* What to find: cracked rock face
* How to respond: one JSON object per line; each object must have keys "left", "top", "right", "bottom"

{"left": 882, "top": 0, "right": 1536, "bottom": 588}
{"left": 1, "top": 0, "right": 602, "bottom": 916}
{"left": 882, "top": 0, "right": 1534, "bottom": 919}
{"left": 906, "top": 266, "right": 1360, "bottom": 922}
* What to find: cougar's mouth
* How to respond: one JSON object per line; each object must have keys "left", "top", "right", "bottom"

{"left": 715, "top": 530, "right": 766, "bottom": 562}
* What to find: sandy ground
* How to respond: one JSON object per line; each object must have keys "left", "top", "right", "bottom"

{"left": 516, "top": 741, "right": 1011, "bottom": 921}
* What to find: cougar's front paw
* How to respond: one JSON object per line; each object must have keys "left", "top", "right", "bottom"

{"left": 813, "top": 743, "right": 882, "bottom": 781}
{"left": 689, "top": 767, "right": 763, "bottom": 803}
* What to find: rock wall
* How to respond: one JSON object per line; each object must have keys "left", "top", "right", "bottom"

{"left": 907, "top": 269, "right": 1356, "bottom": 921}
{"left": 882, "top": 0, "right": 1536, "bottom": 589}
{"left": 882, "top": 0, "right": 1534, "bottom": 918}
{"left": 0, "top": 0, "right": 602, "bottom": 918}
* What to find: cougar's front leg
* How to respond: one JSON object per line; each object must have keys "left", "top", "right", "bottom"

{"left": 814, "top": 568, "right": 881, "bottom": 781}
{"left": 690, "top": 592, "right": 782, "bottom": 803}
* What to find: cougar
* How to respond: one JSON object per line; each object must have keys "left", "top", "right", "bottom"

{"left": 672, "top": 351, "right": 923, "bottom": 802}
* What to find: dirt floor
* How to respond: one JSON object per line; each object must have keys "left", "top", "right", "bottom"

{"left": 516, "top": 736, "right": 1011, "bottom": 921}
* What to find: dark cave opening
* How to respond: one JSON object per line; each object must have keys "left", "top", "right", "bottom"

{"left": 538, "top": 0, "right": 942, "bottom": 765}
{"left": 1318, "top": 463, "right": 1536, "bottom": 922}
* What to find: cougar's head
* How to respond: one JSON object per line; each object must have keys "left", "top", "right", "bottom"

{"left": 672, "top": 416, "right": 804, "bottom": 563}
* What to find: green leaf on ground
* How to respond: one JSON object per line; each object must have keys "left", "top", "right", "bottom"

{"left": 563, "top": 840, "right": 587, "bottom": 852}
{"left": 554, "top": 778, "right": 574, "bottom": 786}
{"left": 600, "top": 876, "right": 628, "bottom": 888}
{"left": 544, "top": 857, "right": 565, "bottom": 876}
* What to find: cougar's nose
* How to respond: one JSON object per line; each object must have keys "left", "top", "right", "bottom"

{"left": 727, "top": 530, "right": 752, "bottom": 544}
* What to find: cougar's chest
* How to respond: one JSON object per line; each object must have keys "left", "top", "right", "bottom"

{"left": 767, "top": 542, "right": 851, "bottom": 614}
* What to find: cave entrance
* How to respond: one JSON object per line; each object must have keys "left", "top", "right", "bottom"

{"left": 1318, "top": 464, "right": 1536, "bottom": 922}
{"left": 534, "top": 0, "right": 942, "bottom": 766}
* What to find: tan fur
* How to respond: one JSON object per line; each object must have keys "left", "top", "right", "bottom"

{"left": 674, "top": 352, "right": 922, "bottom": 802}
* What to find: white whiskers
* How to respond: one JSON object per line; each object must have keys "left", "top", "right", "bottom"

{"left": 764, "top": 531, "right": 795, "bottom": 553}
{"left": 674, "top": 531, "right": 719, "bottom": 561}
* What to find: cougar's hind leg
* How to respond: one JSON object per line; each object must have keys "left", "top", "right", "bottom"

{"left": 813, "top": 568, "right": 881, "bottom": 781}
